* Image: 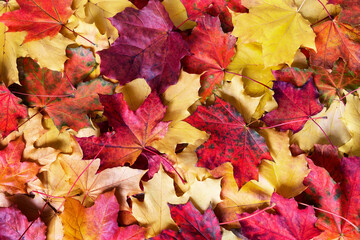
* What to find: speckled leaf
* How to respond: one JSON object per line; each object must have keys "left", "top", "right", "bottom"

{"left": 272, "top": 68, "right": 312, "bottom": 87}
{"left": 335, "top": 0, "right": 360, "bottom": 27}
{"left": 239, "top": 193, "right": 322, "bottom": 240}
{"left": 310, "top": 17, "right": 360, "bottom": 72}
{"left": 182, "top": 15, "right": 236, "bottom": 101}
{"left": 185, "top": 96, "right": 271, "bottom": 187}
{"left": 180, "top": 0, "right": 247, "bottom": 32}
{"left": 114, "top": 225, "right": 147, "bottom": 240}
{"left": 151, "top": 229, "right": 178, "bottom": 240}
{"left": 0, "top": 206, "right": 46, "bottom": 240}
{"left": 17, "top": 47, "right": 114, "bottom": 131}
{"left": 76, "top": 92, "right": 170, "bottom": 171}
{"left": 0, "top": 0, "right": 73, "bottom": 43}
{"left": 261, "top": 79, "right": 323, "bottom": 133}
{"left": 168, "top": 201, "right": 221, "bottom": 240}
{"left": 98, "top": 0, "right": 189, "bottom": 94}
{"left": 302, "top": 158, "right": 360, "bottom": 239}
{"left": 0, "top": 83, "right": 27, "bottom": 137}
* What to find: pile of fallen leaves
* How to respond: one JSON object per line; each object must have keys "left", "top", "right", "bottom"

{"left": 0, "top": 0, "right": 359, "bottom": 239}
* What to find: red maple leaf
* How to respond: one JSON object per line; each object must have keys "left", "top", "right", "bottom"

{"left": 180, "top": 0, "right": 247, "bottom": 32}
{"left": 168, "top": 201, "right": 221, "bottom": 240}
{"left": 0, "top": 0, "right": 73, "bottom": 43}
{"left": 182, "top": 15, "right": 236, "bottom": 101}
{"left": 0, "top": 206, "right": 46, "bottom": 240}
{"left": 261, "top": 79, "right": 323, "bottom": 133}
{"left": 185, "top": 96, "right": 271, "bottom": 187}
{"left": 114, "top": 225, "right": 147, "bottom": 240}
{"left": 98, "top": 0, "right": 189, "bottom": 94}
{"left": 239, "top": 193, "right": 322, "bottom": 239}
{"left": 0, "top": 83, "right": 27, "bottom": 137}
{"left": 17, "top": 47, "right": 115, "bottom": 131}
{"left": 302, "top": 158, "right": 360, "bottom": 239}
{"left": 310, "top": 17, "right": 360, "bottom": 72}
{"left": 329, "top": 0, "right": 360, "bottom": 27}
{"left": 76, "top": 92, "right": 170, "bottom": 171}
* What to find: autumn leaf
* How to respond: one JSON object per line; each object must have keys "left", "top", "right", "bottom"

{"left": 180, "top": 0, "right": 247, "bottom": 32}
{"left": 182, "top": 15, "right": 236, "bottom": 101}
{"left": 232, "top": 0, "right": 316, "bottom": 67}
{"left": 98, "top": 0, "right": 189, "bottom": 94}
{"left": 310, "top": 17, "right": 360, "bottom": 72}
{"left": 239, "top": 193, "right": 322, "bottom": 240}
{"left": 261, "top": 79, "right": 323, "bottom": 133}
{"left": 168, "top": 201, "right": 221, "bottom": 240}
{"left": 0, "top": 205, "right": 46, "bottom": 240}
{"left": 17, "top": 46, "right": 115, "bottom": 131}
{"left": 302, "top": 158, "right": 360, "bottom": 239}
{"left": 333, "top": 0, "right": 360, "bottom": 27}
{"left": 77, "top": 92, "right": 170, "bottom": 171}
{"left": 0, "top": 83, "right": 27, "bottom": 137}
{"left": 0, "top": 0, "right": 74, "bottom": 43}
{"left": 185, "top": 96, "right": 271, "bottom": 187}
{"left": 0, "top": 137, "right": 39, "bottom": 195}
{"left": 61, "top": 191, "right": 124, "bottom": 239}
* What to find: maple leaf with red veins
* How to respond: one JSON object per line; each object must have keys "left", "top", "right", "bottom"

{"left": 0, "top": 137, "right": 40, "bottom": 195}
{"left": 272, "top": 68, "right": 313, "bottom": 88}
{"left": 0, "top": 0, "right": 73, "bottom": 43}
{"left": 17, "top": 47, "right": 115, "bottom": 131}
{"left": 185, "top": 96, "right": 271, "bottom": 187}
{"left": 76, "top": 92, "right": 170, "bottom": 171}
{"left": 180, "top": 0, "right": 247, "bottom": 32}
{"left": 168, "top": 201, "right": 221, "bottom": 240}
{"left": 310, "top": 17, "right": 360, "bottom": 72}
{"left": 302, "top": 158, "right": 360, "bottom": 239}
{"left": 182, "top": 15, "right": 236, "bottom": 101}
{"left": 98, "top": 0, "right": 189, "bottom": 94}
{"left": 239, "top": 193, "right": 322, "bottom": 240}
{"left": 0, "top": 83, "right": 27, "bottom": 137}
{"left": 261, "top": 79, "right": 323, "bottom": 133}
{"left": 0, "top": 206, "right": 46, "bottom": 240}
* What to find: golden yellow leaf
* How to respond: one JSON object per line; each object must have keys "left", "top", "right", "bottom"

{"left": 232, "top": 0, "right": 316, "bottom": 67}
{"left": 115, "top": 78, "right": 151, "bottom": 111}
{"left": 339, "top": 94, "right": 360, "bottom": 155}
{"left": 162, "top": 70, "right": 201, "bottom": 122}
{"left": 291, "top": 99, "right": 351, "bottom": 151}
{"left": 131, "top": 166, "right": 187, "bottom": 238}
{"left": 20, "top": 33, "right": 74, "bottom": 72}
{"left": 162, "top": 0, "right": 195, "bottom": 30}
{"left": 294, "top": 0, "right": 340, "bottom": 23}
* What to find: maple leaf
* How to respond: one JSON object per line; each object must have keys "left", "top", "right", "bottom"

{"left": 61, "top": 191, "right": 124, "bottom": 239}
{"left": 0, "top": 0, "right": 74, "bottom": 43}
{"left": 98, "top": 0, "right": 189, "bottom": 94}
{"left": 59, "top": 153, "right": 146, "bottom": 210}
{"left": 180, "top": 0, "right": 247, "bottom": 32}
{"left": 17, "top": 47, "right": 115, "bottom": 131}
{"left": 291, "top": 98, "right": 351, "bottom": 150}
{"left": 232, "top": 0, "right": 316, "bottom": 67}
{"left": 76, "top": 92, "right": 170, "bottom": 171}
{"left": 333, "top": 0, "right": 360, "bottom": 27}
{"left": 302, "top": 158, "right": 360, "bottom": 239}
{"left": 239, "top": 193, "right": 322, "bottom": 240}
{"left": 0, "top": 137, "right": 39, "bottom": 195}
{"left": 168, "top": 201, "right": 222, "bottom": 240}
{"left": 132, "top": 167, "right": 187, "bottom": 238}
{"left": 261, "top": 79, "right": 323, "bottom": 133}
{"left": 114, "top": 224, "right": 147, "bottom": 240}
{"left": 185, "top": 96, "right": 271, "bottom": 187}
{"left": 182, "top": 15, "right": 236, "bottom": 101}
{"left": 0, "top": 83, "right": 27, "bottom": 137}
{"left": 310, "top": 17, "right": 360, "bottom": 72}
{"left": 0, "top": 205, "right": 46, "bottom": 240}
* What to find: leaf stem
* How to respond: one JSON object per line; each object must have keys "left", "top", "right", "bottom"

{"left": 219, "top": 203, "right": 276, "bottom": 225}
{"left": 309, "top": 116, "right": 336, "bottom": 149}
{"left": 62, "top": 24, "right": 96, "bottom": 46}
{"left": 315, "top": 0, "right": 333, "bottom": 20}
{"left": 298, "top": 202, "right": 359, "bottom": 232}
{"left": 260, "top": 116, "right": 327, "bottom": 129}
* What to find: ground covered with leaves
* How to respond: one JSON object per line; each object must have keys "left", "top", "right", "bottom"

{"left": 0, "top": 0, "right": 359, "bottom": 239}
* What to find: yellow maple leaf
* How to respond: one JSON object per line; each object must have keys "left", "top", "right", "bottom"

{"left": 132, "top": 166, "right": 188, "bottom": 238}
{"left": 232, "top": 0, "right": 316, "bottom": 67}
{"left": 291, "top": 98, "right": 351, "bottom": 151}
